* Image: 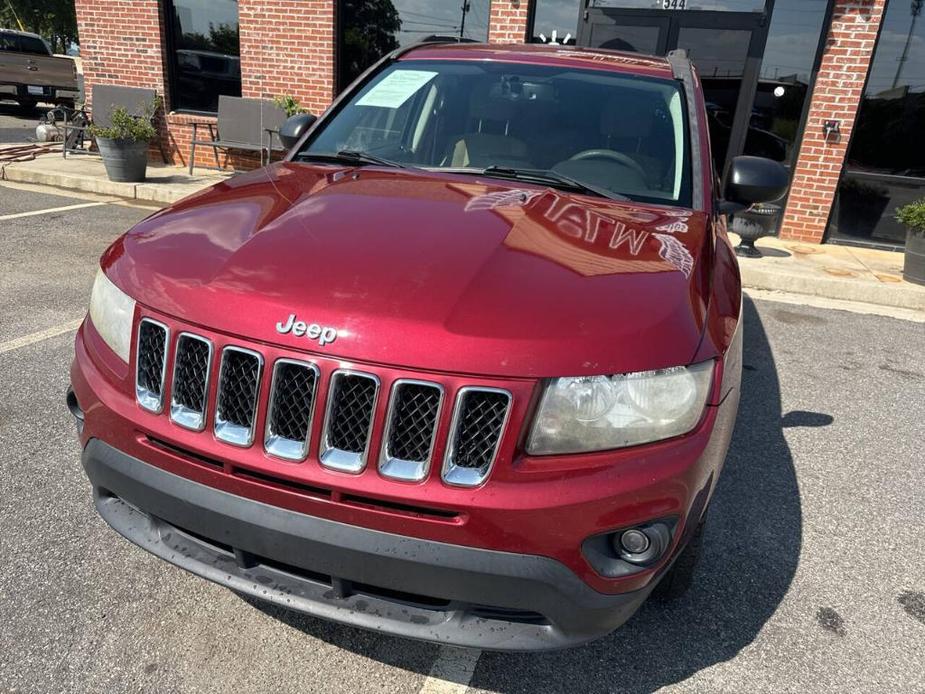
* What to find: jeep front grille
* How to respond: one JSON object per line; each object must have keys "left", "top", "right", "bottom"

{"left": 135, "top": 318, "right": 168, "bottom": 413}
{"left": 265, "top": 359, "right": 319, "bottom": 461}
{"left": 134, "top": 319, "right": 513, "bottom": 487}
{"left": 170, "top": 333, "right": 212, "bottom": 431}
{"left": 379, "top": 380, "right": 443, "bottom": 481}
{"left": 214, "top": 346, "right": 263, "bottom": 446}
{"left": 442, "top": 388, "right": 512, "bottom": 487}
{"left": 320, "top": 370, "right": 379, "bottom": 473}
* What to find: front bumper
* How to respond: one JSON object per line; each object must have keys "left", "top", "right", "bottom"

{"left": 83, "top": 438, "right": 651, "bottom": 651}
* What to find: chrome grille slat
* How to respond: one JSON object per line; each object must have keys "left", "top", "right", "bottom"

{"left": 320, "top": 370, "right": 379, "bottom": 473}
{"left": 379, "top": 380, "right": 443, "bottom": 482}
{"left": 264, "top": 359, "right": 319, "bottom": 461}
{"left": 135, "top": 318, "right": 169, "bottom": 413}
{"left": 442, "top": 387, "right": 512, "bottom": 488}
{"left": 170, "top": 333, "right": 213, "bottom": 431}
{"left": 214, "top": 346, "right": 263, "bottom": 447}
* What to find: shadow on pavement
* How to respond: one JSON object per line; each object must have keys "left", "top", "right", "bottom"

{"left": 243, "top": 296, "right": 806, "bottom": 693}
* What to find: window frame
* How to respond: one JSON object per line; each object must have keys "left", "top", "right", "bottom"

{"left": 161, "top": 0, "right": 242, "bottom": 115}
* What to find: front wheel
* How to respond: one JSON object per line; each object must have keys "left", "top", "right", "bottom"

{"left": 651, "top": 517, "right": 705, "bottom": 601}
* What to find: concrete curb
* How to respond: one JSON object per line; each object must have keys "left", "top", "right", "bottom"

{"left": 740, "top": 263, "right": 925, "bottom": 312}
{"left": 1, "top": 160, "right": 219, "bottom": 205}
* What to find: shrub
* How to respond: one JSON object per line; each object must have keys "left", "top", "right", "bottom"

{"left": 274, "top": 95, "right": 306, "bottom": 118}
{"left": 896, "top": 199, "right": 925, "bottom": 234}
{"left": 89, "top": 98, "right": 159, "bottom": 142}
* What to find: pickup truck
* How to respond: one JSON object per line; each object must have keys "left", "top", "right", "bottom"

{"left": 69, "top": 41, "right": 790, "bottom": 650}
{"left": 0, "top": 28, "right": 79, "bottom": 110}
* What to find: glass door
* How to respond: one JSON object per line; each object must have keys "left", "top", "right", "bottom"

{"left": 577, "top": 1, "right": 771, "bottom": 174}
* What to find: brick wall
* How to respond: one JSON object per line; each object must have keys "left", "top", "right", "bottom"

{"left": 779, "top": 0, "right": 888, "bottom": 243}
{"left": 238, "top": 0, "right": 336, "bottom": 116}
{"left": 487, "top": 0, "right": 532, "bottom": 43}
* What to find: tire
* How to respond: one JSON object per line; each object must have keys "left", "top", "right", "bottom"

{"left": 652, "top": 517, "right": 706, "bottom": 601}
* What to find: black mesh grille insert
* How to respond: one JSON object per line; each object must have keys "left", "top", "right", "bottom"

{"left": 452, "top": 391, "right": 509, "bottom": 470}
{"left": 173, "top": 335, "right": 210, "bottom": 412}
{"left": 388, "top": 383, "right": 441, "bottom": 462}
{"left": 328, "top": 374, "right": 377, "bottom": 453}
{"left": 136, "top": 320, "right": 167, "bottom": 396}
{"left": 217, "top": 349, "right": 261, "bottom": 428}
{"left": 269, "top": 362, "right": 318, "bottom": 442}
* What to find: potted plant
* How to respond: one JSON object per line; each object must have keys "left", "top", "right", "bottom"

{"left": 895, "top": 199, "right": 925, "bottom": 286}
{"left": 88, "top": 100, "right": 158, "bottom": 183}
{"left": 274, "top": 95, "right": 306, "bottom": 117}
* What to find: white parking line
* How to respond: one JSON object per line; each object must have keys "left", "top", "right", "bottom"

{"left": 418, "top": 647, "right": 482, "bottom": 694}
{"left": 0, "top": 319, "right": 83, "bottom": 355}
{"left": 0, "top": 201, "right": 108, "bottom": 222}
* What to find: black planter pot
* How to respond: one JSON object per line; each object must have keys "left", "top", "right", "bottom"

{"left": 731, "top": 203, "right": 782, "bottom": 257}
{"left": 96, "top": 137, "right": 149, "bottom": 182}
{"left": 903, "top": 228, "right": 925, "bottom": 286}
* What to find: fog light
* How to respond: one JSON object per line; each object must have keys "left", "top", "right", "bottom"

{"left": 619, "top": 529, "right": 650, "bottom": 554}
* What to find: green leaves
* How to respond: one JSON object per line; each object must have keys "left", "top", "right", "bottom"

{"left": 896, "top": 199, "right": 925, "bottom": 233}
{"left": 0, "top": 0, "right": 77, "bottom": 54}
{"left": 88, "top": 99, "right": 160, "bottom": 143}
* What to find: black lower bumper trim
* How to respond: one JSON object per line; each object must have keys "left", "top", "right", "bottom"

{"left": 82, "top": 438, "right": 650, "bottom": 650}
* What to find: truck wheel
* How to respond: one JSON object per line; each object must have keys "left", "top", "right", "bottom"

{"left": 17, "top": 98, "right": 38, "bottom": 113}
{"left": 652, "top": 517, "right": 705, "bottom": 601}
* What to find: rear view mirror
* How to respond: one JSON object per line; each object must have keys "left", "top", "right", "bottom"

{"left": 721, "top": 156, "right": 789, "bottom": 214}
{"left": 278, "top": 113, "right": 317, "bottom": 150}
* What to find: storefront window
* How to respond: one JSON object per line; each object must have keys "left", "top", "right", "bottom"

{"left": 532, "top": 0, "right": 581, "bottom": 44}
{"left": 828, "top": 0, "right": 925, "bottom": 247}
{"left": 745, "top": 0, "right": 830, "bottom": 165}
{"left": 338, "top": 0, "right": 490, "bottom": 90}
{"left": 589, "top": 0, "right": 765, "bottom": 10}
{"left": 163, "top": 0, "right": 241, "bottom": 113}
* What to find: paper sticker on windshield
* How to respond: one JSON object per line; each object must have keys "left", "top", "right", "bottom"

{"left": 356, "top": 70, "right": 437, "bottom": 108}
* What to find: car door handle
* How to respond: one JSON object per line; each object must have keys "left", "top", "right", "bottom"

{"left": 26, "top": 65, "right": 39, "bottom": 71}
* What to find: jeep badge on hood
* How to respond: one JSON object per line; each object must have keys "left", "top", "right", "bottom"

{"left": 276, "top": 314, "right": 338, "bottom": 346}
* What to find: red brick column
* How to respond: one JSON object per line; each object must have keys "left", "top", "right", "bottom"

{"left": 238, "top": 0, "right": 337, "bottom": 116}
{"left": 488, "top": 0, "right": 532, "bottom": 43}
{"left": 779, "top": 0, "right": 888, "bottom": 243}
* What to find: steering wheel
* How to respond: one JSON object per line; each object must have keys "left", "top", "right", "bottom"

{"left": 568, "top": 149, "right": 648, "bottom": 181}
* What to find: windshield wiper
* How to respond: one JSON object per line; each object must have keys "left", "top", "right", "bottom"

{"left": 298, "top": 150, "right": 406, "bottom": 168}
{"left": 481, "top": 166, "right": 630, "bottom": 201}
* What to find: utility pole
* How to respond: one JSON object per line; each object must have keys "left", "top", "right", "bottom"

{"left": 892, "top": 0, "right": 923, "bottom": 90}
{"left": 459, "top": 1, "right": 471, "bottom": 39}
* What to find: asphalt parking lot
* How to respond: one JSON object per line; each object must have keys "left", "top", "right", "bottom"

{"left": 1, "top": 182, "right": 923, "bottom": 693}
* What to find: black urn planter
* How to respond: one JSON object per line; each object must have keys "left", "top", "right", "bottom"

{"left": 97, "top": 137, "right": 149, "bottom": 183}
{"left": 904, "top": 228, "right": 925, "bottom": 286}
{"left": 731, "top": 203, "right": 782, "bottom": 257}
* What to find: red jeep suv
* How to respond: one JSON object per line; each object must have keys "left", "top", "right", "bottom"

{"left": 68, "top": 42, "right": 787, "bottom": 650}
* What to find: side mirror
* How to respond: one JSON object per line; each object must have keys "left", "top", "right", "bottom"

{"left": 720, "top": 155, "right": 790, "bottom": 215}
{"left": 278, "top": 112, "right": 317, "bottom": 150}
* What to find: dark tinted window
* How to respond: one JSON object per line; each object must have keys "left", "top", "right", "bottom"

{"left": 828, "top": 0, "right": 925, "bottom": 247}
{"left": 17, "top": 35, "right": 51, "bottom": 55}
{"left": 164, "top": 0, "right": 241, "bottom": 112}
{"left": 0, "top": 33, "right": 17, "bottom": 52}
{"left": 337, "top": 0, "right": 490, "bottom": 90}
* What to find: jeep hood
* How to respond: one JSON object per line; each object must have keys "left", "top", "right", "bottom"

{"left": 104, "top": 162, "right": 714, "bottom": 378}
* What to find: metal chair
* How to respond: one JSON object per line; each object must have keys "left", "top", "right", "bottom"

{"left": 62, "top": 84, "right": 166, "bottom": 162}
{"left": 188, "top": 95, "right": 286, "bottom": 174}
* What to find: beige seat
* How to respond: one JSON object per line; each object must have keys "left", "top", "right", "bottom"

{"left": 445, "top": 93, "right": 531, "bottom": 168}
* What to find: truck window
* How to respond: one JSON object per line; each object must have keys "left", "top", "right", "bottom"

{"left": 17, "top": 35, "right": 52, "bottom": 55}
{"left": 0, "top": 33, "right": 19, "bottom": 52}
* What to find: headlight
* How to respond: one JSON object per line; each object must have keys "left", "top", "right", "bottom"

{"left": 88, "top": 268, "right": 136, "bottom": 362}
{"left": 527, "top": 361, "right": 714, "bottom": 455}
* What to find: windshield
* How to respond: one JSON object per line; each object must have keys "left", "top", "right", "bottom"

{"left": 300, "top": 60, "right": 691, "bottom": 207}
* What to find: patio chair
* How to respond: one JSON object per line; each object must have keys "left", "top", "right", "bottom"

{"left": 187, "top": 95, "right": 286, "bottom": 174}
{"left": 62, "top": 84, "right": 167, "bottom": 163}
